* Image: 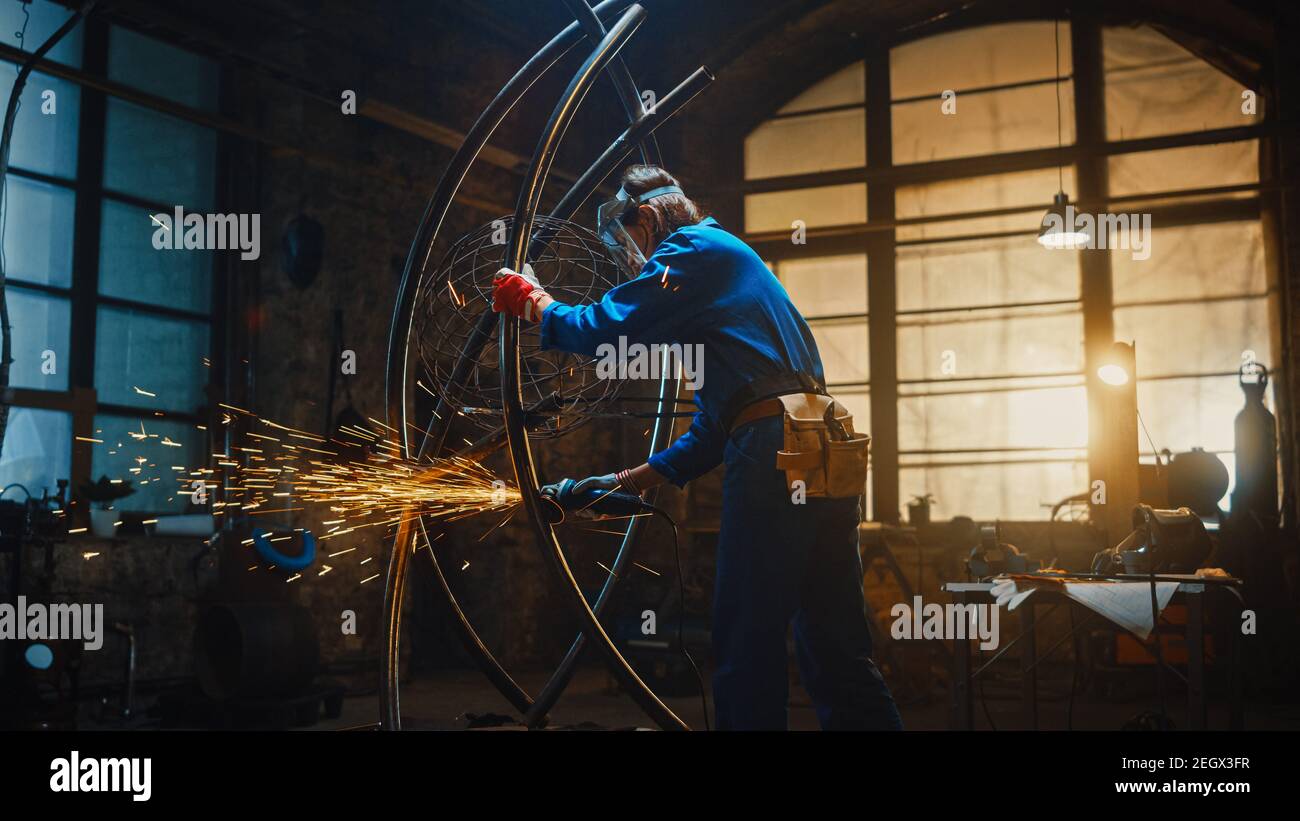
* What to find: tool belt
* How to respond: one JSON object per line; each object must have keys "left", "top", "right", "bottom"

{"left": 723, "top": 373, "right": 869, "bottom": 500}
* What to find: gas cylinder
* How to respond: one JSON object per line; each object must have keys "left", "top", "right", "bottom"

{"left": 1231, "top": 362, "right": 1279, "bottom": 524}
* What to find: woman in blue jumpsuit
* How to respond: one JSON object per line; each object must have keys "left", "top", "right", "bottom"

{"left": 493, "top": 165, "right": 901, "bottom": 731}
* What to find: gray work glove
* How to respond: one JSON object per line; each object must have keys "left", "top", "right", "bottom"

{"left": 572, "top": 473, "right": 620, "bottom": 494}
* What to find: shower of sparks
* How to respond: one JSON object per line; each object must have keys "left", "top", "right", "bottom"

{"left": 204, "top": 406, "right": 522, "bottom": 542}
{"left": 71, "top": 400, "right": 522, "bottom": 586}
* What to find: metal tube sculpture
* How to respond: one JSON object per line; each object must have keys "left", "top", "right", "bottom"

{"left": 383, "top": 0, "right": 714, "bottom": 730}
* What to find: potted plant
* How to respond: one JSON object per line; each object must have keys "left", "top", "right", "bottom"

{"left": 79, "top": 476, "right": 135, "bottom": 538}
{"left": 907, "top": 493, "right": 935, "bottom": 527}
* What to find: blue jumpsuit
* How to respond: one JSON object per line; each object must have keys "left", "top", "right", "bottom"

{"left": 542, "top": 217, "right": 902, "bottom": 730}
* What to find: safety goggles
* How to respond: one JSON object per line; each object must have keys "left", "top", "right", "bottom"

{"left": 595, "top": 184, "right": 683, "bottom": 272}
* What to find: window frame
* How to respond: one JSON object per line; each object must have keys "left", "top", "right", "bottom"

{"left": 742, "top": 17, "right": 1273, "bottom": 522}
{"left": 2, "top": 15, "right": 223, "bottom": 518}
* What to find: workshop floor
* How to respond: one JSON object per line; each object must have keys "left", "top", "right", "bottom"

{"left": 314, "top": 666, "right": 1300, "bottom": 731}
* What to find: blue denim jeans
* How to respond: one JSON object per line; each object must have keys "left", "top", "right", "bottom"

{"left": 711, "top": 415, "right": 903, "bottom": 730}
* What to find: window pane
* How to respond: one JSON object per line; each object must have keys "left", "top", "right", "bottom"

{"left": 1108, "top": 142, "right": 1258, "bottom": 198}
{"left": 0, "top": 0, "right": 83, "bottom": 66}
{"left": 898, "top": 308, "right": 1084, "bottom": 381}
{"left": 99, "top": 199, "right": 212, "bottom": 312}
{"left": 1112, "top": 221, "right": 1269, "bottom": 378}
{"left": 1134, "top": 376, "right": 1255, "bottom": 457}
{"left": 892, "top": 81, "right": 1075, "bottom": 165}
{"left": 94, "top": 306, "right": 210, "bottom": 413}
{"left": 1115, "top": 298, "right": 1268, "bottom": 380}
{"left": 744, "top": 183, "right": 866, "bottom": 233}
{"left": 103, "top": 99, "right": 216, "bottom": 209}
{"left": 0, "top": 407, "right": 71, "bottom": 499}
{"left": 745, "top": 108, "right": 864, "bottom": 180}
{"left": 897, "top": 235, "right": 1079, "bottom": 312}
{"left": 92, "top": 414, "right": 205, "bottom": 513}
{"left": 1112, "top": 221, "right": 1265, "bottom": 304}
{"left": 108, "top": 26, "right": 219, "bottom": 110}
{"left": 1104, "top": 25, "right": 1259, "bottom": 141}
{"left": 5, "top": 288, "right": 70, "bottom": 390}
{"left": 891, "top": 21, "right": 1071, "bottom": 100}
{"left": 811, "top": 319, "right": 869, "bottom": 385}
{"left": 778, "top": 61, "right": 863, "bottom": 114}
{"left": 2, "top": 175, "right": 75, "bottom": 286}
{"left": 896, "top": 167, "right": 1076, "bottom": 242}
{"left": 900, "top": 384, "right": 1088, "bottom": 452}
{"left": 0, "top": 73, "right": 80, "bottom": 178}
{"left": 777, "top": 253, "right": 866, "bottom": 317}
{"left": 901, "top": 460, "right": 1087, "bottom": 520}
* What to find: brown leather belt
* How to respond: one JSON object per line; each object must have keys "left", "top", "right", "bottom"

{"left": 728, "top": 397, "right": 785, "bottom": 434}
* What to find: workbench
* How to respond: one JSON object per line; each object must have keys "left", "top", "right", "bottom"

{"left": 942, "top": 574, "right": 1245, "bottom": 730}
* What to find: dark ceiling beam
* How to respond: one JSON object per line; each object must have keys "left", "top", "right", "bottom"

{"left": 46, "top": 0, "right": 567, "bottom": 183}
{"left": 0, "top": 40, "right": 513, "bottom": 215}
{"left": 436, "top": 0, "right": 538, "bottom": 52}
{"left": 1133, "top": 0, "right": 1272, "bottom": 82}
{"left": 693, "top": 0, "right": 839, "bottom": 80}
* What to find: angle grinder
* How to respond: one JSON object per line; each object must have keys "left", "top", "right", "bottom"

{"left": 539, "top": 478, "right": 656, "bottom": 524}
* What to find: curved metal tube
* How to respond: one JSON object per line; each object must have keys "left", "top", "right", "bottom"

{"left": 386, "top": 0, "right": 637, "bottom": 462}
{"left": 384, "top": 68, "right": 709, "bottom": 727}
{"left": 414, "top": 517, "right": 533, "bottom": 714}
{"left": 547, "top": 66, "right": 714, "bottom": 248}
{"left": 561, "top": 0, "right": 660, "bottom": 168}
{"left": 381, "top": 0, "right": 637, "bottom": 730}
{"left": 383, "top": 0, "right": 714, "bottom": 732}
{"left": 523, "top": 65, "right": 714, "bottom": 728}
{"left": 499, "top": 3, "right": 689, "bottom": 731}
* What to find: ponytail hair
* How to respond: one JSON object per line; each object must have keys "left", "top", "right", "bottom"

{"left": 619, "top": 164, "right": 705, "bottom": 243}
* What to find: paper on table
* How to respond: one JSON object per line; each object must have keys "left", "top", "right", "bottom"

{"left": 990, "top": 577, "right": 1180, "bottom": 640}
{"left": 1062, "top": 581, "right": 1179, "bottom": 640}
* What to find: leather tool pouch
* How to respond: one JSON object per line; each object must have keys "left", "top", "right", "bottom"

{"left": 772, "top": 393, "right": 870, "bottom": 499}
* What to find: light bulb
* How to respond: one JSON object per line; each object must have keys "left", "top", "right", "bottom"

{"left": 1098, "top": 364, "right": 1130, "bottom": 386}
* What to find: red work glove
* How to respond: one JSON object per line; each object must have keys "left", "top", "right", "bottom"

{"left": 492, "top": 264, "right": 549, "bottom": 322}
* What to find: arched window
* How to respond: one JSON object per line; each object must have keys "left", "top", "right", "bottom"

{"left": 743, "top": 19, "right": 1271, "bottom": 522}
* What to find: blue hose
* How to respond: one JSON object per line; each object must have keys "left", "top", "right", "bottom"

{"left": 252, "top": 527, "right": 316, "bottom": 571}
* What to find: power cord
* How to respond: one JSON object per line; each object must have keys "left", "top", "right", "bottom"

{"left": 646, "top": 504, "right": 710, "bottom": 731}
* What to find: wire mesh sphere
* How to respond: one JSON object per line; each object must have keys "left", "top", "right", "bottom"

{"left": 412, "top": 215, "right": 631, "bottom": 440}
